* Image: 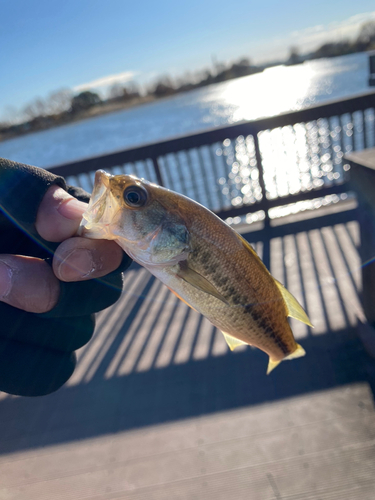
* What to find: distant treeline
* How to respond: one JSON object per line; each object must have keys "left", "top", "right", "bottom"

{"left": 0, "top": 58, "right": 262, "bottom": 141}
{"left": 288, "top": 19, "right": 375, "bottom": 64}
{"left": 1, "top": 20, "right": 375, "bottom": 141}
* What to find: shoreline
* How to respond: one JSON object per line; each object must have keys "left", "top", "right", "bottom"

{"left": 0, "top": 95, "right": 158, "bottom": 143}
{"left": 1, "top": 50, "right": 373, "bottom": 144}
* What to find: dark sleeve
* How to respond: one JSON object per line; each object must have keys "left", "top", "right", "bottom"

{"left": 0, "top": 158, "right": 132, "bottom": 396}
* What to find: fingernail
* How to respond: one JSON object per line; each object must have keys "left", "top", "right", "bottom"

{"left": 57, "top": 198, "right": 88, "bottom": 221}
{"left": 0, "top": 261, "right": 12, "bottom": 298}
{"left": 58, "top": 249, "right": 95, "bottom": 281}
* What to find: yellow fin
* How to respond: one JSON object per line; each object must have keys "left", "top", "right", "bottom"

{"left": 267, "top": 358, "right": 281, "bottom": 374}
{"left": 222, "top": 332, "right": 248, "bottom": 351}
{"left": 238, "top": 232, "right": 313, "bottom": 329}
{"left": 274, "top": 280, "right": 313, "bottom": 327}
{"left": 267, "top": 343, "right": 306, "bottom": 374}
{"left": 237, "top": 233, "right": 259, "bottom": 257}
{"left": 177, "top": 263, "right": 228, "bottom": 304}
{"left": 237, "top": 233, "right": 264, "bottom": 260}
{"left": 237, "top": 233, "right": 270, "bottom": 272}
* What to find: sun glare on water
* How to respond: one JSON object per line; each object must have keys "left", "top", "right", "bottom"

{"left": 206, "top": 63, "right": 321, "bottom": 124}
{"left": 198, "top": 61, "right": 360, "bottom": 224}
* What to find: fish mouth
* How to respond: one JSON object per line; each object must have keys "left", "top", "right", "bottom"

{"left": 78, "top": 170, "right": 116, "bottom": 238}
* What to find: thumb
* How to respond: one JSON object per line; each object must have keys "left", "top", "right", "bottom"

{"left": 35, "top": 185, "right": 88, "bottom": 242}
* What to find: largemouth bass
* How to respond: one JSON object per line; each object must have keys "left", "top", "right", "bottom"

{"left": 79, "top": 170, "right": 312, "bottom": 373}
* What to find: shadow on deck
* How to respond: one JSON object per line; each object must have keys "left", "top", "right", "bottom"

{"left": 0, "top": 203, "right": 374, "bottom": 457}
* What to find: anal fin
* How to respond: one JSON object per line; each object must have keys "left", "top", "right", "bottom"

{"left": 222, "top": 332, "right": 248, "bottom": 351}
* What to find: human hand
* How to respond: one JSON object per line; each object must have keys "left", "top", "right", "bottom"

{"left": 0, "top": 158, "right": 131, "bottom": 396}
{"left": 0, "top": 184, "right": 123, "bottom": 313}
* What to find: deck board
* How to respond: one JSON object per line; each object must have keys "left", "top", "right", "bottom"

{"left": 1, "top": 210, "right": 375, "bottom": 500}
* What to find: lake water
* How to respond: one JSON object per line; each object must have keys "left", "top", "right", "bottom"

{"left": 0, "top": 52, "right": 372, "bottom": 169}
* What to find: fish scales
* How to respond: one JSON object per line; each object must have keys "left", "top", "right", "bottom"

{"left": 79, "top": 171, "right": 312, "bottom": 373}
{"left": 184, "top": 227, "right": 296, "bottom": 360}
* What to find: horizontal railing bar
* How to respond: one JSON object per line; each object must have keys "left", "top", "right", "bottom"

{"left": 214, "top": 183, "right": 351, "bottom": 220}
{"left": 243, "top": 207, "right": 358, "bottom": 242}
{"left": 48, "top": 91, "right": 375, "bottom": 177}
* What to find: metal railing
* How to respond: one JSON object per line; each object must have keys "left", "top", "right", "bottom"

{"left": 49, "top": 90, "right": 375, "bottom": 223}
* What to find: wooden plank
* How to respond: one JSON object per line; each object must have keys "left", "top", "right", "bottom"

{"left": 1, "top": 385, "right": 374, "bottom": 495}
{"left": 346, "top": 147, "right": 375, "bottom": 171}
{"left": 1, "top": 211, "right": 375, "bottom": 500}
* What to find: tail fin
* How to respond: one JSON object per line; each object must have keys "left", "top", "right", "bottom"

{"left": 267, "top": 343, "right": 306, "bottom": 375}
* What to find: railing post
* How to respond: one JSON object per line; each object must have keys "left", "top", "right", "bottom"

{"left": 152, "top": 156, "right": 164, "bottom": 186}
{"left": 253, "top": 130, "right": 271, "bottom": 271}
{"left": 253, "top": 131, "right": 270, "bottom": 227}
{"left": 362, "top": 110, "right": 368, "bottom": 149}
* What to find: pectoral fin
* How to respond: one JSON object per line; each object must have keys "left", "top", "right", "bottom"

{"left": 222, "top": 332, "right": 248, "bottom": 351}
{"left": 274, "top": 280, "right": 313, "bottom": 327}
{"left": 177, "top": 263, "right": 228, "bottom": 304}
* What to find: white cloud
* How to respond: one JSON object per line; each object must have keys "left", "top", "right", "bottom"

{"left": 289, "top": 11, "right": 375, "bottom": 52}
{"left": 253, "top": 10, "right": 375, "bottom": 63}
{"left": 73, "top": 70, "right": 136, "bottom": 93}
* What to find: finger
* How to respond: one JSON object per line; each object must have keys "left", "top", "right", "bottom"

{"left": 53, "top": 237, "right": 123, "bottom": 282}
{"left": 0, "top": 255, "right": 60, "bottom": 313}
{"left": 35, "top": 185, "right": 88, "bottom": 242}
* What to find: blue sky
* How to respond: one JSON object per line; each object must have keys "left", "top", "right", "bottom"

{"left": 1, "top": 0, "right": 375, "bottom": 121}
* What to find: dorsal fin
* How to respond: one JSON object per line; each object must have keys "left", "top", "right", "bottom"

{"left": 236, "top": 233, "right": 270, "bottom": 273}
{"left": 236, "top": 232, "right": 313, "bottom": 327}
{"left": 274, "top": 280, "right": 313, "bottom": 327}
{"left": 237, "top": 233, "right": 261, "bottom": 258}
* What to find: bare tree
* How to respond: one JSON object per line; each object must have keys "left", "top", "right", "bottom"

{"left": 287, "top": 46, "right": 301, "bottom": 65}
{"left": 152, "top": 76, "right": 175, "bottom": 97}
{"left": 22, "top": 97, "right": 48, "bottom": 121}
{"left": 22, "top": 103, "right": 38, "bottom": 122}
{"left": 34, "top": 98, "right": 47, "bottom": 117}
{"left": 358, "top": 20, "right": 375, "bottom": 45}
{"left": 108, "top": 83, "right": 124, "bottom": 100}
{"left": 46, "top": 89, "right": 72, "bottom": 115}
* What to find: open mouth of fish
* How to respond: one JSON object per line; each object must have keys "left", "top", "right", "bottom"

{"left": 78, "top": 170, "right": 118, "bottom": 238}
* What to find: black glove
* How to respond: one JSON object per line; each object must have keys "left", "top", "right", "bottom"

{"left": 0, "top": 158, "right": 132, "bottom": 396}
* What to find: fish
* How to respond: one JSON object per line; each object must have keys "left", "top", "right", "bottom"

{"left": 79, "top": 170, "right": 313, "bottom": 373}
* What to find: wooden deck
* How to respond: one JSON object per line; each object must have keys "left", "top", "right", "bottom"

{"left": 1, "top": 203, "right": 375, "bottom": 500}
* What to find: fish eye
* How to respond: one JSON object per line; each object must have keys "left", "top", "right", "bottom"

{"left": 123, "top": 185, "right": 148, "bottom": 208}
